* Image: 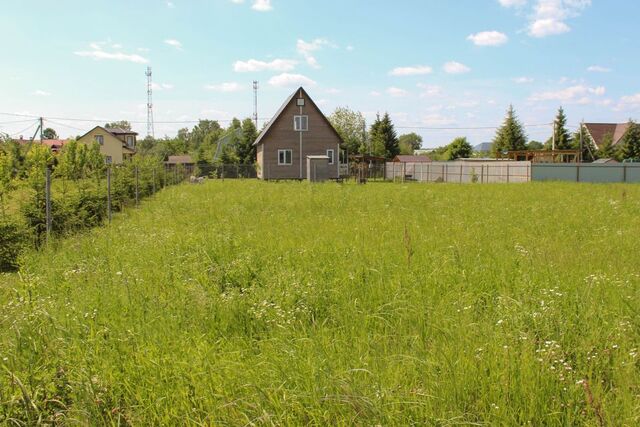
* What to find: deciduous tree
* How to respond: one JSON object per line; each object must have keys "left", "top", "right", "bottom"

{"left": 329, "top": 107, "right": 367, "bottom": 155}
{"left": 446, "top": 137, "right": 473, "bottom": 160}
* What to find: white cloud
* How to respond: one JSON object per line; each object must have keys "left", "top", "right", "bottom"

{"left": 587, "top": 65, "right": 612, "bottom": 73}
{"left": 268, "top": 73, "right": 316, "bottom": 88}
{"left": 513, "top": 76, "right": 534, "bottom": 84}
{"left": 467, "top": 31, "right": 509, "bottom": 46}
{"left": 527, "top": 0, "right": 591, "bottom": 38}
{"left": 443, "top": 61, "right": 471, "bottom": 74}
{"left": 33, "top": 90, "right": 51, "bottom": 96}
{"left": 296, "top": 38, "right": 330, "bottom": 68}
{"left": 619, "top": 93, "right": 640, "bottom": 106}
{"left": 164, "top": 39, "right": 182, "bottom": 49}
{"left": 389, "top": 65, "right": 433, "bottom": 76}
{"left": 204, "top": 82, "right": 245, "bottom": 92}
{"left": 417, "top": 83, "right": 442, "bottom": 97}
{"left": 252, "top": 0, "right": 272, "bottom": 11}
{"left": 231, "top": 0, "right": 244, "bottom": 3}
{"left": 151, "top": 83, "right": 174, "bottom": 91}
{"left": 529, "top": 84, "right": 606, "bottom": 102}
{"left": 370, "top": 91, "right": 381, "bottom": 97}
{"left": 499, "top": 0, "right": 527, "bottom": 7}
{"left": 74, "top": 45, "right": 149, "bottom": 64}
{"left": 166, "top": 1, "right": 175, "bottom": 7}
{"left": 234, "top": 58, "right": 297, "bottom": 72}
{"left": 422, "top": 114, "right": 456, "bottom": 126}
{"left": 346, "top": 45, "right": 355, "bottom": 51}
{"left": 386, "top": 87, "right": 408, "bottom": 97}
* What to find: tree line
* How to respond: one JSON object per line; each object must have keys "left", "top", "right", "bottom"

{"left": 328, "top": 105, "right": 640, "bottom": 162}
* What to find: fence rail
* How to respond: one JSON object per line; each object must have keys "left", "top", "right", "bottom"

{"left": 531, "top": 163, "right": 640, "bottom": 183}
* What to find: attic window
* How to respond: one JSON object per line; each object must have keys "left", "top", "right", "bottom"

{"left": 296, "top": 98, "right": 305, "bottom": 106}
{"left": 294, "top": 115, "right": 308, "bottom": 131}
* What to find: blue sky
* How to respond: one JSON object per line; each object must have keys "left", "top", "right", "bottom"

{"left": 1, "top": 0, "right": 640, "bottom": 147}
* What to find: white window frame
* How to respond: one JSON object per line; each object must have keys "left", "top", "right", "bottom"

{"left": 296, "top": 98, "right": 305, "bottom": 106}
{"left": 294, "top": 115, "right": 308, "bottom": 132}
{"left": 126, "top": 135, "right": 134, "bottom": 147}
{"left": 95, "top": 135, "right": 104, "bottom": 145}
{"left": 278, "top": 149, "right": 292, "bottom": 166}
{"left": 326, "top": 149, "right": 335, "bottom": 165}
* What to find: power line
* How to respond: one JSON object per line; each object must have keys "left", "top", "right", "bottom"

{"left": 8, "top": 120, "right": 39, "bottom": 137}
{"left": 44, "top": 119, "right": 87, "bottom": 133}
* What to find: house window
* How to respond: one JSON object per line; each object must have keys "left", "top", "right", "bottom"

{"left": 278, "top": 149, "right": 292, "bottom": 165}
{"left": 296, "top": 98, "right": 305, "bottom": 106}
{"left": 105, "top": 156, "right": 112, "bottom": 164}
{"left": 326, "top": 149, "right": 335, "bottom": 165}
{"left": 95, "top": 135, "right": 104, "bottom": 145}
{"left": 294, "top": 115, "right": 308, "bottom": 131}
{"left": 126, "top": 135, "right": 134, "bottom": 148}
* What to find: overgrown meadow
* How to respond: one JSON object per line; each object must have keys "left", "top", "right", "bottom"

{"left": 1, "top": 180, "right": 639, "bottom": 425}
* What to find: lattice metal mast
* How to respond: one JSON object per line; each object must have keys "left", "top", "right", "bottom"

{"left": 253, "top": 80, "right": 259, "bottom": 129}
{"left": 146, "top": 66, "right": 155, "bottom": 138}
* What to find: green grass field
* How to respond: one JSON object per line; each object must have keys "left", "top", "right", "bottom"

{"left": 1, "top": 180, "right": 639, "bottom": 425}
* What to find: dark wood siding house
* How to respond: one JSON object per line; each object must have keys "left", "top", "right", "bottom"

{"left": 254, "top": 87, "right": 344, "bottom": 180}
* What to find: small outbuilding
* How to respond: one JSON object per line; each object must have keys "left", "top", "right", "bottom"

{"left": 306, "top": 155, "right": 330, "bottom": 182}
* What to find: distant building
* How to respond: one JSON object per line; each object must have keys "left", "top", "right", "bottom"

{"left": 77, "top": 126, "right": 137, "bottom": 164}
{"left": 392, "top": 155, "right": 432, "bottom": 163}
{"left": 165, "top": 155, "right": 194, "bottom": 167}
{"left": 582, "top": 123, "right": 630, "bottom": 149}
{"left": 474, "top": 142, "right": 493, "bottom": 153}
{"left": 592, "top": 158, "right": 619, "bottom": 164}
{"left": 254, "top": 87, "right": 344, "bottom": 180}
{"left": 16, "top": 138, "right": 69, "bottom": 154}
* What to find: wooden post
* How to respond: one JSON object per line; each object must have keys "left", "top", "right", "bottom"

{"left": 507, "top": 164, "right": 510, "bottom": 183}
{"left": 107, "top": 168, "right": 112, "bottom": 223}
{"left": 481, "top": 164, "right": 484, "bottom": 183}
{"left": 135, "top": 166, "right": 139, "bottom": 206}
{"left": 459, "top": 164, "right": 463, "bottom": 183}
{"left": 45, "top": 167, "right": 52, "bottom": 242}
{"left": 576, "top": 164, "right": 580, "bottom": 183}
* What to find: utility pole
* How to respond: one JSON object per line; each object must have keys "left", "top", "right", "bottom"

{"left": 146, "top": 66, "right": 155, "bottom": 138}
{"left": 552, "top": 120, "right": 556, "bottom": 151}
{"left": 253, "top": 81, "right": 259, "bottom": 129}
{"left": 39, "top": 117, "right": 44, "bottom": 143}
{"left": 579, "top": 120, "right": 584, "bottom": 163}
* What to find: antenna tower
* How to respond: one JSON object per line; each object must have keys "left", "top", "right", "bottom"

{"left": 253, "top": 80, "right": 259, "bottom": 128}
{"left": 146, "top": 66, "right": 155, "bottom": 138}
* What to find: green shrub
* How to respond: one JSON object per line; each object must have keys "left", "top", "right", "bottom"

{"left": 0, "top": 218, "right": 29, "bottom": 271}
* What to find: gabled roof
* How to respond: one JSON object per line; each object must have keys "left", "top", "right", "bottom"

{"left": 77, "top": 125, "right": 137, "bottom": 152}
{"left": 583, "top": 123, "right": 629, "bottom": 147}
{"left": 106, "top": 127, "right": 138, "bottom": 135}
{"left": 253, "top": 87, "right": 344, "bottom": 146}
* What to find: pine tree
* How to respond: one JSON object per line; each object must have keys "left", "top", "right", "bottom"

{"left": 550, "top": 107, "right": 572, "bottom": 150}
{"left": 491, "top": 105, "right": 527, "bottom": 157}
{"left": 597, "top": 131, "right": 616, "bottom": 159}
{"left": 369, "top": 113, "right": 399, "bottom": 159}
{"left": 620, "top": 120, "right": 640, "bottom": 160}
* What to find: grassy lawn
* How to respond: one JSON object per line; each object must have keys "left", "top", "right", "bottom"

{"left": 1, "top": 180, "right": 639, "bottom": 425}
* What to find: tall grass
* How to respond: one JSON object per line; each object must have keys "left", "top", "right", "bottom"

{"left": 1, "top": 181, "right": 639, "bottom": 425}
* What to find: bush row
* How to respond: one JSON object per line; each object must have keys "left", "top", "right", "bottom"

{"left": 0, "top": 160, "right": 188, "bottom": 271}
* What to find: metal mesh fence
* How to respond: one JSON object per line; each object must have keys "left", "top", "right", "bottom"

{"left": 385, "top": 161, "right": 531, "bottom": 183}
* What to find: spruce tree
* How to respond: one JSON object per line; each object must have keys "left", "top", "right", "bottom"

{"left": 551, "top": 107, "right": 572, "bottom": 150}
{"left": 491, "top": 105, "right": 527, "bottom": 157}
{"left": 620, "top": 120, "right": 640, "bottom": 160}
{"left": 597, "top": 131, "right": 616, "bottom": 159}
{"left": 236, "top": 118, "right": 258, "bottom": 164}
{"left": 369, "top": 112, "right": 399, "bottom": 159}
{"left": 571, "top": 127, "right": 597, "bottom": 162}
{"left": 368, "top": 114, "right": 385, "bottom": 157}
